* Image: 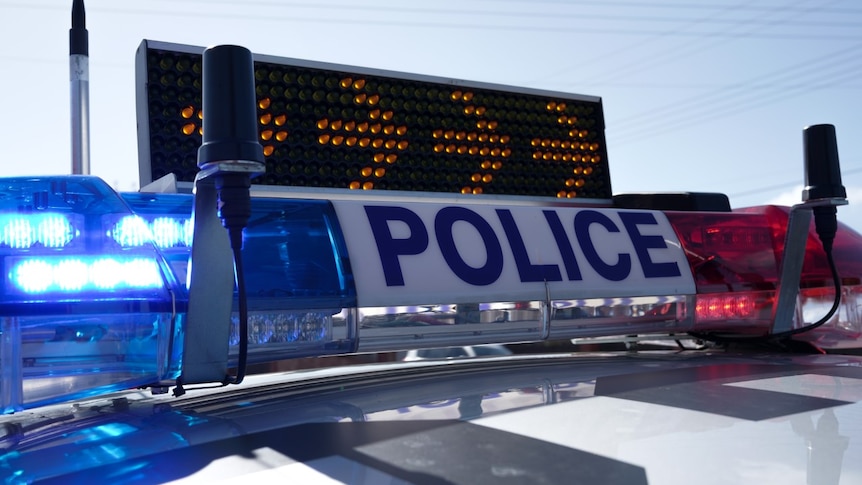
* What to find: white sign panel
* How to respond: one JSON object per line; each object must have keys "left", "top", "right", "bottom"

{"left": 331, "top": 201, "right": 695, "bottom": 307}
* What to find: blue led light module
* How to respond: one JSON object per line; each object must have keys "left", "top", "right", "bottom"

{"left": 0, "top": 176, "right": 186, "bottom": 413}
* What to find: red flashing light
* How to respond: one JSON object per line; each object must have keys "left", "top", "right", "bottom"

{"left": 694, "top": 292, "right": 773, "bottom": 331}
{"left": 665, "top": 209, "right": 780, "bottom": 294}
{"left": 666, "top": 205, "right": 862, "bottom": 294}
{"left": 702, "top": 225, "right": 772, "bottom": 251}
{"left": 667, "top": 205, "right": 862, "bottom": 343}
{"left": 696, "top": 294, "right": 758, "bottom": 321}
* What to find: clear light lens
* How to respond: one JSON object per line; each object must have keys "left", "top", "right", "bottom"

{"left": 795, "top": 285, "right": 862, "bottom": 348}
{"left": 12, "top": 260, "right": 53, "bottom": 293}
{"left": 1, "top": 312, "right": 182, "bottom": 413}
{"left": 550, "top": 295, "right": 691, "bottom": 339}
{"left": 227, "top": 310, "right": 349, "bottom": 365}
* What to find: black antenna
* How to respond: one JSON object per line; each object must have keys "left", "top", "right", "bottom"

{"left": 197, "top": 45, "right": 263, "bottom": 170}
{"left": 70, "top": 0, "right": 90, "bottom": 174}
{"left": 803, "top": 124, "right": 846, "bottom": 252}
{"left": 803, "top": 124, "right": 846, "bottom": 202}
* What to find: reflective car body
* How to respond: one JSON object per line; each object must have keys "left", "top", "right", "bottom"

{"left": 399, "top": 344, "right": 513, "bottom": 361}
{"left": 2, "top": 350, "right": 861, "bottom": 484}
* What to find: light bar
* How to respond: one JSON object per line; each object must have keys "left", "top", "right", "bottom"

{"left": 136, "top": 40, "right": 611, "bottom": 199}
{"left": 0, "top": 176, "right": 186, "bottom": 413}
{"left": 5, "top": 175, "right": 861, "bottom": 412}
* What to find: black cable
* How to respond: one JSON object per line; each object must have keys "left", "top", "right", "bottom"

{"left": 214, "top": 173, "right": 253, "bottom": 386}
{"left": 226, "top": 232, "right": 249, "bottom": 385}
{"left": 767, "top": 240, "right": 842, "bottom": 341}
{"left": 770, "top": 202, "right": 842, "bottom": 339}
{"left": 172, "top": 377, "right": 233, "bottom": 397}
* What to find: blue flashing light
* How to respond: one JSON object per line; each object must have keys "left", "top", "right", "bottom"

{"left": 1, "top": 216, "right": 33, "bottom": 248}
{"left": 150, "top": 216, "right": 192, "bottom": 248}
{"left": 110, "top": 215, "right": 153, "bottom": 247}
{"left": 121, "top": 193, "right": 357, "bottom": 310}
{"left": 122, "top": 192, "right": 359, "bottom": 364}
{"left": 51, "top": 258, "right": 88, "bottom": 291}
{"left": 8, "top": 256, "right": 164, "bottom": 295}
{"left": 12, "top": 260, "right": 53, "bottom": 293}
{"left": 106, "top": 214, "right": 194, "bottom": 249}
{"left": 0, "top": 176, "right": 186, "bottom": 413}
{"left": 117, "top": 194, "right": 196, "bottom": 285}
{"left": 0, "top": 213, "right": 81, "bottom": 250}
{"left": 37, "top": 213, "right": 76, "bottom": 247}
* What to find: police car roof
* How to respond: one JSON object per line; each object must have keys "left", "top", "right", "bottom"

{"left": 3, "top": 349, "right": 861, "bottom": 484}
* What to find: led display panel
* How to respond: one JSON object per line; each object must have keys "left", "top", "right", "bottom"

{"left": 137, "top": 40, "right": 611, "bottom": 199}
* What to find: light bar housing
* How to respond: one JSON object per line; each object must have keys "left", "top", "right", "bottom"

{"left": 121, "top": 190, "right": 700, "bottom": 362}
{"left": 136, "top": 40, "right": 611, "bottom": 199}
{"left": 125, "top": 190, "right": 862, "bottom": 358}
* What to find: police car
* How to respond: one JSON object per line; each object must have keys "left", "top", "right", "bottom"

{"left": 1, "top": 14, "right": 862, "bottom": 483}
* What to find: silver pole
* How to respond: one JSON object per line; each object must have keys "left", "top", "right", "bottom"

{"left": 70, "top": 0, "right": 90, "bottom": 175}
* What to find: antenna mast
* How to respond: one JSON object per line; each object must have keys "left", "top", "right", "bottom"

{"left": 70, "top": 0, "right": 90, "bottom": 174}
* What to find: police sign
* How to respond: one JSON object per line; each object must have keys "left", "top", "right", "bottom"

{"left": 333, "top": 201, "right": 695, "bottom": 307}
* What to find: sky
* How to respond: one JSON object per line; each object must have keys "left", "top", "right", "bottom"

{"left": 1, "top": 0, "right": 861, "bottom": 230}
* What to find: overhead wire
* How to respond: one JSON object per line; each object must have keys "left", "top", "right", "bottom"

{"left": 4, "top": 0, "right": 859, "bottom": 198}
{"left": 729, "top": 166, "right": 862, "bottom": 200}
{"left": 559, "top": 0, "right": 794, "bottom": 87}
{"left": 3, "top": 1, "right": 859, "bottom": 39}
{"left": 127, "top": 0, "right": 862, "bottom": 16}
{"left": 611, "top": 58, "right": 862, "bottom": 145}
{"left": 611, "top": 41, "right": 862, "bottom": 131}
{"left": 534, "top": 1, "right": 860, "bottom": 145}
{"left": 487, "top": 0, "right": 862, "bottom": 15}
{"left": 535, "top": 0, "right": 851, "bottom": 86}
{"left": 538, "top": 0, "right": 862, "bottom": 147}
{"left": 144, "top": 0, "right": 862, "bottom": 29}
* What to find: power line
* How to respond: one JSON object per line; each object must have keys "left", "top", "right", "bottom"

{"left": 611, "top": 57, "right": 862, "bottom": 144}
{"left": 729, "top": 166, "right": 862, "bottom": 199}
{"left": 532, "top": 0, "right": 753, "bottom": 85}
{"left": 487, "top": 0, "right": 862, "bottom": 15}
{"left": 579, "top": 81, "right": 862, "bottom": 90}
{"left": 560, "top": 0, "right": 844, "bottom": 87}
{"left": 155, "top": 0, "right": 862, "bottom": 28}
{"left": 161, "top": 0, "right": 862, "bottom": 16}
{"left": 3, "top": 1, "right": 859, "bottom": 40}
{"left": 611, "top": 40, "right": 862, "bottom": 132}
